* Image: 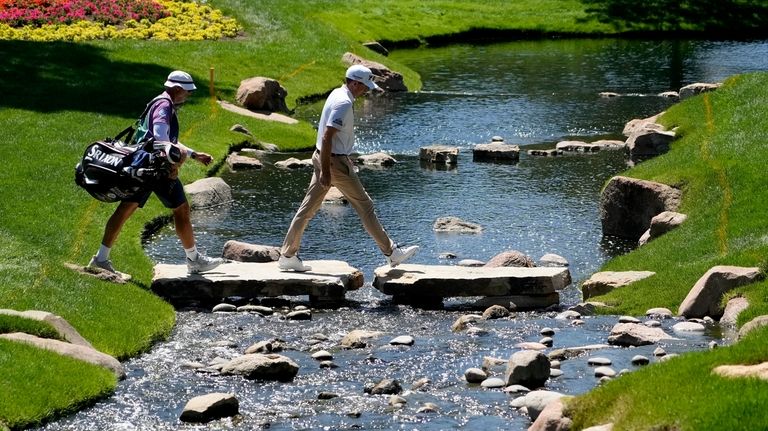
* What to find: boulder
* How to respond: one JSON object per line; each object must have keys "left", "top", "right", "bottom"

{"left": 600, "top": 176, "right": 682, "bottom": 240}
{"left": 505, "top": 350, "right": 550, "bottom": 388}
{"left": 274, "top": 157, "right": 312, "bottom": 170}
{"left": 221, "top": 240, "right": 279, "bottom": 263}
{"left": 226, "top": 153, "right": 262, "bottom": 171}
{"left": 713, "top": 362, "right": 768, "bottom": 381}
{"left": 342, "top": 52, "right": 407, "bottom": 92}
{"left": 323, "top": 186, "right": 348, "bottom": 204}
{"left": 419, "top": 145, "right": 459, "bottom": 164}
{"left": 528, "top": 397, "right": 573, "bottom": 431}
{"left": 433, "top": 216, "right": 482, "bottom": 233}
{"left": 720, "top": 297, "right": 749, "bottom": 327}
{"left": 510, "top": 390, "right": 565, "bottom": 422}
{"left": 482, "top": 304, "right": 511, "bottom": 319}
{"left": 180, "top": 393, "right": 239, "bottom": 423}
{"left": 356, "top": 152, "right": 397, "bottom": 166}
{"left": 451, "top": 314, "right": 483, "bottom": 332}
{"left": 623, "top": 113, "right": 664, "bottom": 137}
{"left": 363, "top": 41, "right": 389, "bottom": 56}
{"left": 638, "top": 211, "right": 687, "bottom": 245}
{"left": 365, "top": 378, "right": 402, "bottom": 395}
{"left": 472, "top": 294, "right": 560, "bottom": 311}
{"left": 236, "top": 77, "right": 289, "bottom": 112}
{"left": 185, "top": 177, "right": 233, "bottom": 209}
{"left": 464, "top": 367, "right": 488, "bottom": 383}
{"left": 230, "top": 124, "right": 252, "bottom": 136}
{"left": 538, "top": 254, "right": 568, "bottom": 267}
{"left": 0, "top": 332, "right": 124, "bottom": 379}
{"left": 555, "top": 140, "right": 600, "bottom": 152}
{"left": 591, "top": 139, "right": 626, "bottom": 150}
{"left": 626, "top": 128, "right": 676, "bottom": 161}
{"left": 0, "top": 309, "right": 92, "bottom": 348}
{"left": 341, "top": 329, "right": 383, "bottom": 348}
{"left": 678, "top": 266, "right": 762, "bottom": 318}
{"left": 219, "top": 353, "right": 299, "bottom": 381}
{"left": 528, "top": 149, "right": 563, "bottom": 157}
{"left": 679, "top": 82, "right": 721, "bottom": 100}
{"left": 472, "top": 141, "right": 520, "bottom": 162}
{"left": 607, "top": 323, "right": 672, "bottom": 346}
{"left": 581, "top": 271, "right": 655, "bottom": 299}
{"left": 485, "top": 251, "right": 535, "bottom": 268}
{"left": 738, "top": 315, "right": 768, "bottom": 340}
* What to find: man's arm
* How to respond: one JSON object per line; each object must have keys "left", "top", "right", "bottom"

{"left": 318, "top": 126, "right": 337, "bottom": 187}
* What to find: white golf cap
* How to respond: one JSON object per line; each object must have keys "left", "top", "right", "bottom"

{"left": 164, "top": 70, "right": 196, "bottom": 91}
{"left": 345, "top": 64, "right": 379, "bottom": 90}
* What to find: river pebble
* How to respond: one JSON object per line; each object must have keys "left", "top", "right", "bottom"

{"left": 389, "top": 335, "right": 415, "bottom": 346}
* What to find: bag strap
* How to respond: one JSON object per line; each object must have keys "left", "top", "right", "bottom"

{"left": 114, "top": 125, "right": 135, "bottom": 142}
{"left": 114, "top": 95, "right": 174, "bottom": 143}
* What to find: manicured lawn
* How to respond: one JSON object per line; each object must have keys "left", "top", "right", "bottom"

{"left": 589, "top": 72, "right": 768, "bottom": 323}
{"left": 568, "top": 326, "right": 768, "bottom": 431}
{"left": 0, "top": 340, "right": 116, "bottom": 430}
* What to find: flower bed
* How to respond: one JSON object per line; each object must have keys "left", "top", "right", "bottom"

{"left": 0, "top": 0, "right": 240, "bottom": 41}
{"left": 0, "top": 0, "right": 168, "bottom": 27}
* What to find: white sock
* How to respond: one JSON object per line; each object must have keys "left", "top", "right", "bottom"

{"left": 184, "top": 246, "right": 199, "bottom": 261}
{"left": 96, "top": 244, "right": 111, "bottom": 262}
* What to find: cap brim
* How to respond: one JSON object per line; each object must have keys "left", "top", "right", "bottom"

{"left": 365, "top": 80, "right": 380, "bottom": 90}
{"left": 164, "top": 80, "right": 196, "bottom": 91}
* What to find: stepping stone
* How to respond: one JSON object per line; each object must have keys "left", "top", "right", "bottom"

{"left": 373, "top": 264, "right": 570, "bottom": 309}
{"left": 419, "top": 145, "right": 459, "bottom": 164}
{"left": 555, "top": 141, "right": 601, "bottom": 152}
{"left": 152, "top": 261, "right": 363, "bottom": 307}
{"left": 527, "top": 149, "right": 562, "bottom": 157}
{"left": 473, "top": 142, "right": 520, "bottom": 162}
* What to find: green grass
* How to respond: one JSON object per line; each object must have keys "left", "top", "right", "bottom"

{"left": 589, "top": 73, "right": 768, "bottom": 321}
{"left": 0, "top": 315, "right": 61, "bottom": 340}
{"left": 0, "top": 0, "right": 766, "bottom": 429}
{"left": 0, "top": 340, "right": 116, "bottom": 430}
{"left": 568, "top": 72, "right": 768, "bottom": 430}
{"left": 315, "top": 0, "right": 613, "bottom": 44}
{"left": 569, "top": 326, "right": 768, "bottom": 430}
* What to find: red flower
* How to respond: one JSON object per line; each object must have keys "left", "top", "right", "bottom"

{"left": 0, "top": 0, "right": 168, "bottom": 27}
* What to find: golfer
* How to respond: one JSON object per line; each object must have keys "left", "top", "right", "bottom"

{"left": 278, "top": 65, "right": 418, "bottom": 272}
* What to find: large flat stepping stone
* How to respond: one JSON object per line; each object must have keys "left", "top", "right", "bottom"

{"left": 152, "top": 261, "right": 363, "bottom": 307}
{"left": 373, "top": 264, "right": 570, "bottom": 308}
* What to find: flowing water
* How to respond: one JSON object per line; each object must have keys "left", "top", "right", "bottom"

{"left": 40, "top": 38, "right": 768, "bottom": 430}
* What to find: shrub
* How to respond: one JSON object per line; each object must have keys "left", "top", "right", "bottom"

{"left": 0, "top": 0, "right": 240, "bottom": 40}
{"left": 0, "top": 0, "right": 168, "bottom": 27}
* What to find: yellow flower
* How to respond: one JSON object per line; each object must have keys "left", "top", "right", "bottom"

{"left": 0, "top": 0, "right": 241, "bottom": 41}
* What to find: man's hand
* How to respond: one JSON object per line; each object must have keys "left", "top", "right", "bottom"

{"left": 193, "top": 152, "right": 214, "bottom": 166}
{"left": 319, "top": 169, "right": 331, "bottom": 187}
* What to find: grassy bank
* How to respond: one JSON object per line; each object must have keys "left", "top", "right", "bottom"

{"left": 589, "top": 72, "right": 768, "bottom": 322}
{"left": 567, "top": 72, "right": 768, "bottom": 430}
{"left": 0, "top": 0, "right": 766, "bottom": 429}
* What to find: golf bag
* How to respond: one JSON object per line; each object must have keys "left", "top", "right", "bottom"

{"left": 75, "top": 133, "right": 182, "bottom": 203}
{"left": 75, "top": 96, "right": 181, "bottom": 202}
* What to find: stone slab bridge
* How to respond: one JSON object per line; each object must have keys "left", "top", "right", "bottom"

{"left": 373, "top": 264, "right": 571, "bottom": 309}
{"left": 151, "top": 260, "right": 364, "bottom": 308}
{"left": 151, "top": 261, "right": 571, "bottom": 309}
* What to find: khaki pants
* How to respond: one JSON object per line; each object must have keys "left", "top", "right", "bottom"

{"left": 281, "top": 150, "right": 393, "bottom": 257}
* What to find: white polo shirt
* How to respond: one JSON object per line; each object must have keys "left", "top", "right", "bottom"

{"left": 316, "top": 84, "right": 355, "bottom": 155}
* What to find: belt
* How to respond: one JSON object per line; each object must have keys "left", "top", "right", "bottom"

{"left": 315, "top": 149, "right": 348, "bottom": 157}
